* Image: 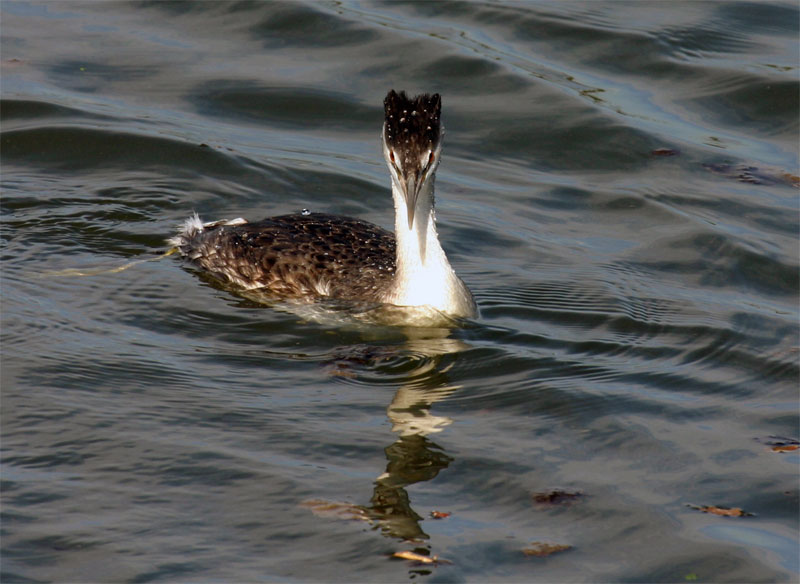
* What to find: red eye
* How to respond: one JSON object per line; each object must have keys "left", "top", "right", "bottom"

{"left": 428, "top": 152, "right": 435, "bottom": 165}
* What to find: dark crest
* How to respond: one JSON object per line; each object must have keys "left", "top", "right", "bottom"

{"left": 383, "top": 90, "right": 442, "bottom": 164}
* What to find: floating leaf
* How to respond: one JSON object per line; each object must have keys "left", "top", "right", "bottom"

{"left": 532, "top": 489, "right": 583, "bottom": 506}
{"left": 768, "top": 437, "right": 798, "bottom": 451}
{"left": 3, "top": 58, "right": 26, "bottom": 67}
{"left": 772, "top": 444, "right": 799, "bottom": 453}
{"left": 687, "top": 504, "right": 753, "bottom": 517}
{"left": 702, "top": 163, "right": 798, "bottom": 187}
{"left": 429, "top": 511, "right": 451, "bottom": 519}
{"left": 328, "top": 366, "right": 357, "bottom": 379}
{"left": 299, "top": 499, "right": 370, "bottom": 521}
{"left": 392, "top": 551, "right": 451, "bottom": 564}
{"left": 522, "top": 542, "right": 571, "bottom": 557}
{"left": 651, "top": 148, "right": 680, "bottom": 156}
{"left": 756, "top": 436, "right": 800, "bottom": 453}
{"left": 782, "top": 173, "right": 799, "bottom": 187}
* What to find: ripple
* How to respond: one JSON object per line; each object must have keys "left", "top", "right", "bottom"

{"left": 1, "top": 125, "right": 242, "bottom": 173}
{"left": 189, "top": 82, "right": 376, "bottom": 131}
{"left": 0, "top": 98, "right": 118, "bottom": 124}
{"left": 2, "top": 2, "right": 798, "bottom": 583}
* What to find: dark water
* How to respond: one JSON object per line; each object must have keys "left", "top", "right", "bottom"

{"left": 2, "top": 1, "right": 798, "bottom": 582}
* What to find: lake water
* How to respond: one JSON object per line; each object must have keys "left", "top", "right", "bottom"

{"left": 2, "top": 1, "right": 798, "bottom": 582}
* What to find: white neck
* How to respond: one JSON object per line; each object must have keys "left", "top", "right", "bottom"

{"left": 384, "top": 179, "right": 476, "bottom": 318}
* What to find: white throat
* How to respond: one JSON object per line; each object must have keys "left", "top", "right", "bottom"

{"left": 384, "top": 179, "right": 476, "bottom": 318}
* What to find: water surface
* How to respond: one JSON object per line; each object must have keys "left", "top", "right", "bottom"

{"left": 2, "top": 1, "right": 798, "bottom": 582}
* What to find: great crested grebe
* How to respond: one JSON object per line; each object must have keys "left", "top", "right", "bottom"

{"left": 169, "top": 90, "right": 476, "bottom": 324}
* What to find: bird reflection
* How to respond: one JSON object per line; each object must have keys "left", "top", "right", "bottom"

{"left": 299, "top": 326, "right": 470, "bottom": 573}
{"left": 353, "top": 330, "right": 468, "bottom": 543}
{"left": 370, "top": 433, "right": 452, "bottom": 541}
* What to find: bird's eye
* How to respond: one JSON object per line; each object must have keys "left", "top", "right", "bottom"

{"left": 427, "top": 152, "right": 435, "bottom": 166}
{"left": 389, "top": 150, "right": 396, "bottom": 163}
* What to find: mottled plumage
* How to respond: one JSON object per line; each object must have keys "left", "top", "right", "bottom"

{"left": 171, "top": 212, "right": 395, "bottom": 302}
{"left": 170, "top": 90, "right": 477, "bottom": 323}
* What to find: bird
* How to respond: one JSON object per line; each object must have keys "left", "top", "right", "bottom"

{"left": 169, "top": 90, "right": 476, "bottom": 325}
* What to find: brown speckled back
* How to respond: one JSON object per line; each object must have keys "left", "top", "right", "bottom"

{"left": 179, "top": 213, "right": 396, "bottom": 302}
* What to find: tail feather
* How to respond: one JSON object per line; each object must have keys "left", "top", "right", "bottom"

{"left": 168, "top": 212, "right": 205, "bottom": 248}
{"left": 168, "top": 213, "right": 248, "bottom": 252}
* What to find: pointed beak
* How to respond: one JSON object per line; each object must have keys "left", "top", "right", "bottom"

{"left": 403, "top": 174, "right": 419, "bottom": 230}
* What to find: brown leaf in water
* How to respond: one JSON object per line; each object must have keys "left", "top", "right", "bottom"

{"left": 782, "top": 173, "right": 799, "bottom": 187}
{"left": 429, "top": 511, "right": 451, "bottom": 519}
{"left": 532, "top": 489, "right": 584, "bottom": 506}
{"left": 651, "top": 148, "right": 680, "bottom": 156}
{"left": 522, "top": 542, "right": 572, "bottom": 557}
{"left": 327, "top": 366, "right": 357, "bottom": 378}
{"left": 701, "top": 506, "right": 751, "bottom": 517}
{"left": 772, "top": 444, "right": 799, "bottom": 452}
{"left": 756, "top": 436, "right": 800, "bottom": 453}
{"left": 2, "top": 58, "right": 27, "bottom": 68}
{"left": 687, "top": 504, "right": 753, "bottom": 517}
{"left": 703, "top": 163, "right": 799, "bottom": 187}
{"left": 299, "top": 499, "right": 370, "bottom": 521}
{"left": 392, "top": 550, "right": 451, "bottom": 564}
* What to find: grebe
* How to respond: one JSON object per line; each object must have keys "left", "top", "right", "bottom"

{"left": 169, "top": 90, "right": 477, "bottom": 323}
